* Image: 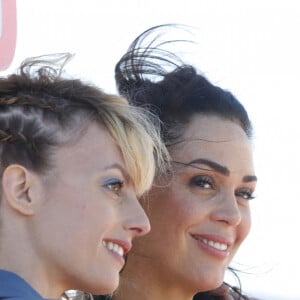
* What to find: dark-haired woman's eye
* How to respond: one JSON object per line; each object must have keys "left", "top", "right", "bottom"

{"left": 235, "top": 188, "right": 255, "bottom": 201}
{"left": 103, "top": 178, "right": 124, "bottom": 197}
{"left": 189, "top": 175, "right": 214, "bottom": 189}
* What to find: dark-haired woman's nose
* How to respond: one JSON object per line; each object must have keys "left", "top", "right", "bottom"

{"left": 210, "top": 190, "right": 242, "bottom": 226}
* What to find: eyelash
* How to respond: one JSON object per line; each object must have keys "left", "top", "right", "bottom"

{"left": 190, "top": 175, "right": 214, "bottom": 189}
{"left": 235, "top": 189, "right": 256, "bottom": 201}
{"left": 189, "top": 175, "right": 255, "bottom": 201}
{"left": 103, "top": 178, "right": 124, "bottom": 197}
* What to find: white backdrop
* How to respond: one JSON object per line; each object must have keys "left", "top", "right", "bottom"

{"left": 2, "top": 1, "right": 300, "bottom": 299}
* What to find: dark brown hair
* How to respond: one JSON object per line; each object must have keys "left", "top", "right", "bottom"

{"left": 114, "top": 25, "right": 254, "bottom": 300}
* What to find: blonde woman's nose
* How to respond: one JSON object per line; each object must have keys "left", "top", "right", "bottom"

{"left": 123, "top": 195, "right": 151, "bottom": 237}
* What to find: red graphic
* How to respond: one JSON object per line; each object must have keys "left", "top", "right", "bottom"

{"left": 0, "top": 0, "right": 17, "bottom": 70}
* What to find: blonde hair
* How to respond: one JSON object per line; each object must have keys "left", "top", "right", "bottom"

{"left": 0, "top": 53, "right": 168, "bottom": 196}
{"left": 99, "top": 94, "right": 167, "bottom": 195}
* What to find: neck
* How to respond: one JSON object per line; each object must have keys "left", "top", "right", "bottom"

{"left": 0, "top": 246, "right": 64, "bottom": 298}
{"left": 0, "top": 218, "right": 64, "bottom": 298}
{"left": 112, "top": 254, "right": 195, "bottom": 300}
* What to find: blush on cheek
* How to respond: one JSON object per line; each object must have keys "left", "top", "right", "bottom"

{"left": 233, "top": 216, "right": 251, "bottom": 259}
{"left": 242, "top": 213, "right": 252, "bottom": 240}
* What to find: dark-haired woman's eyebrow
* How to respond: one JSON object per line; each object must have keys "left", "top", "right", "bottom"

{"left": 172, "top": 158, "right": 230, "bottom": 176}
{"left": 242, "top": 175, "right": 257, "bottom": 183}
{"left": 173, "top": 160, "right": 257, "bottom": 183}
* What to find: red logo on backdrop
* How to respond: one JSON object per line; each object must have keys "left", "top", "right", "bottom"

{"left": 0, "top": 0, "right": 17, "bottom": 70}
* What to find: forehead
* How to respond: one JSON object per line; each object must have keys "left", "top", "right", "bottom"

{"left": 183, "top": 115, "right": 248, "bottom": 141}
{"left": 170, "top": 115, "right": 254, "bottom": 174}
{"left": 50, "top": 122, "right": 124, "bottom": 173}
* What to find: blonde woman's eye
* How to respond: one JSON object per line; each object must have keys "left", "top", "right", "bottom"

{"left": 103, "top": 178, "right": 124, "bottom": 196}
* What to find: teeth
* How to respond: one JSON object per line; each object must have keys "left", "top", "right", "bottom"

{"left": 102, "top": 240, "right": 124, "bottom": 257}
{"left": 202, "top": 238, "right": 228, "bottom": 251}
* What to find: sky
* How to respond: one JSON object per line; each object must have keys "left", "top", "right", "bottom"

{"left": 1, "top": 1, "right": 300, "bottom": 299}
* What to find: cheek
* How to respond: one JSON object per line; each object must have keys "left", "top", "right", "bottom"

{"left": 81, "top": 200, "right": 117, "bottom": 232}
{"left": 237, "top": 208, "right": 252, "bottom": 244}
{"left": 145, "top": 187, "right": 198, "bottom": 232}
{"left": 55, "top": 193, "right": 117, "bottom": 243}
{"left": 227, "top": 210, "right": 251, "bottom": 265}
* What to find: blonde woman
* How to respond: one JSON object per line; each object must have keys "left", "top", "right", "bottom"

{"left": 0, "top": 54, "right": 167, "bottom": 299}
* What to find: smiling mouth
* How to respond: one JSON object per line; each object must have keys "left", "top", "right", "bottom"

{"left": 102, "top": 240, "right": 124, "bottom": 257}
{"left": 201, "top": 238, "right": 228, "bottom": 251}
{"left": 192, "top": 235, "right": 229, "bottom": 251}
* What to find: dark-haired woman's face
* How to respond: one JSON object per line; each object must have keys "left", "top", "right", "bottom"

{"left": 133, "top": 115, "right": 257, "bottom": 294}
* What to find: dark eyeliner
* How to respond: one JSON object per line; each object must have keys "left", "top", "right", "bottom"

{"left": 235, "top": 189, "right": 256, "bottom": 200}
{"left": 189, "top": 175, "right": 214, "bottom": 189}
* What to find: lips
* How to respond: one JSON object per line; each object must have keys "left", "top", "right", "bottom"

{"left": 200, "top": 238, "right": 228, "bottom": 251}
{"left": 191, "top": 234, "right": 232, "bottom": 252}
{"left": 102, "top": 239, "right": 131, "bottom": 257}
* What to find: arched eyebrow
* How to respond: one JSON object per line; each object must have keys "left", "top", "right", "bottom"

{"left": 242, "top": 175, "right": 257, "bottom": 183}
{"left": 172, "top": 158, "right": 257, "bottom": 183}
{"left": 173, "top": 158, "right": 229, "bottom": 176}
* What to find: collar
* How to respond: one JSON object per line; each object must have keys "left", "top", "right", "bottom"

{"left": 0, "top": 269, "right": 44, "bottom": 299}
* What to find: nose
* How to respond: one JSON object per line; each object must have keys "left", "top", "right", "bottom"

{"left": 210, "top": 189, "right": 242, "bottom": 226}
{"left": 123, "top": 194, "right": 151, "bottom": 237}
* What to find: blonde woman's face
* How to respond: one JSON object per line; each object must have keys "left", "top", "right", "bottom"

{"left": 30, "top": 122, "right": 150, "bottom": 295}
{"left": 133, "top": 115, "right": 256, "bottom": 293}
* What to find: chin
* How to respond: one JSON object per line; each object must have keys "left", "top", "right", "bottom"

{"left": 201, "top": 279, "right": 223, "bottom": 292}
{"left": 194, "top": 272, "right": 224, "bottom": 292}
{"left": 80, "top": 274, "right": 119, "bottom": 295}
{"left": 94, "top": 280, "right": 119, "bottom": 295}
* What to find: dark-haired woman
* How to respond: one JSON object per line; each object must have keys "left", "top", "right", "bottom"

{"left": 96, "top": 25, "right": 258, "bottom": 300}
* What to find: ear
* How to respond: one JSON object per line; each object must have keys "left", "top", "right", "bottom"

{"left": 1, "top": 164, "right": 37, "bottom": 216}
